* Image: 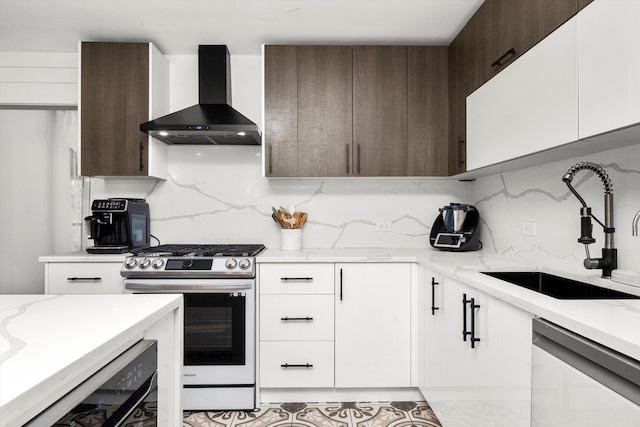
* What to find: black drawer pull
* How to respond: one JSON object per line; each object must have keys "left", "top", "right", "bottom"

{"left": 280, "top": 277, "right": 313, "bottom": 281}
{"left": 431, "top": 277, "right": 440, "bottom": 316}
{"left": 67, "top": 277, "right": 102, "bottom": 282}
{"left": 491, "top": 48, "right": 516, "bottom": 67}
{"left": 281, "top": 317, "right": 314, "bottom": 321}
{"left": 281, "top": 363, "right": 313, "bottom": 368}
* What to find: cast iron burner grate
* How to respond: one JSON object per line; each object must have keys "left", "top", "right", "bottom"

{"left": 132, "top": 244, "right": 266, "bottom": 257}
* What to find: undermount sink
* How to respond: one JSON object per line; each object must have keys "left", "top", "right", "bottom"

{"left": 482, "top": 271, "right": 640, "bottom": 300}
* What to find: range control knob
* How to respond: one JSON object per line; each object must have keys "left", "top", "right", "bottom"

{"left": 238, "top": 258, "right": 251, "bottom": 270}
{"left": 138, "top": 257, "right": 151, "bottom": 269}
{"left": 225, "top": 258, "right": 238, "bottom": 269}
{"left": 124, "top": 257, "right": 138, "bottom": 269}
{"left": 152, "top": 258, "right": 165, "bottom": 269}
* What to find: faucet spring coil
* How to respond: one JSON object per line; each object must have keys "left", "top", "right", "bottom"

{"left": 563, "top": 161, "right": 613, "bottom": 195}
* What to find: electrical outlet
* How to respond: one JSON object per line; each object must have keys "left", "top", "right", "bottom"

{"left": 522, "top": 222, "right": 536, "bottom": 236}
{"left": 376, "top": 222, "right": 392, "bottom": 232}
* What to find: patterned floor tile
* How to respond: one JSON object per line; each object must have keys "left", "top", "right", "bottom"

{"left": 183, "top": 401, "right": 442, "bottom": 427}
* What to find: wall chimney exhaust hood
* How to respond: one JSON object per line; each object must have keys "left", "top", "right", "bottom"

{"left": 140, "top": 45, "right": 261, "bottom": 145}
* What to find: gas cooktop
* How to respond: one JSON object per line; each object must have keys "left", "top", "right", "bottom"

{"left": 132, "top": 244, "right": 266, "bottom": 257}
{"left": 122, "top": 244, "right": 266, "bottom": 279}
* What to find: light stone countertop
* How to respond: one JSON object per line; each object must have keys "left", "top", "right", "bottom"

{"left": 257, "top": 247, "right": 640, "bottom": 360}
{"left": 0, "top": 294, "right": 182, "bottom": 427}
{"left": 39, "top": 251, "right": 129, "bottom": 262}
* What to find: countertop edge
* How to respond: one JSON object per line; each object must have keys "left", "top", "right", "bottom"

{"left": 0, "top": 294, "right": 182, "bottom": 427}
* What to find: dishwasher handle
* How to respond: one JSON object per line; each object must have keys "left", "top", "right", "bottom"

{"left": 533, "top": 318, "right": 640, "bottom": 406}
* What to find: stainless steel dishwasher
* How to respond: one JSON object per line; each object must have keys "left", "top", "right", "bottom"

{"left": 532, "top": 319, "right": 640, "bottom": 426}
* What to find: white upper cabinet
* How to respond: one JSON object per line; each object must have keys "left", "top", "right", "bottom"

{"left": 466, "top": 16, "right": 579, "bottom": 170}
{"left": 579, "top": 0, "right": 640, "bottom": 139}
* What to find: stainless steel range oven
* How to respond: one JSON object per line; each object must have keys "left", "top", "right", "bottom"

{"left": 121, "top": 244, "right": 265, "bottom": 411}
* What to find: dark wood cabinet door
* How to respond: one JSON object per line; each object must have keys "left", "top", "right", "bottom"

{"left": 486, "top": 0, "right": 578, "bottom": 79}
{"left": 407, "top": 46, "right": 449, "bottom": 176}
{"left": 80, "top": 42, "right": 149, "bottom": 177}
{"left": 353, "top": 46, "right": 408, "bottom": 176}
{"left": 297, "top": 46, "right": 353, "bottom": 177}
{"left": 264, "top": 45, "right": 298, "bottom": 177}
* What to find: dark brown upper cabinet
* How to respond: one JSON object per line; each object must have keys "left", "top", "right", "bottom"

{"left": 447, "top": 0, "right": 586, "bottom": 175}
{"left": 80, "top": 42, "right": 169, "bottom": 178}
{"left": 265, "top": 45, "right": 449, "bottom": 177}
{"left": 265, "top": 45, "right": 353, "bottom": 177}
{"left": 353, "top": 46, "right": 408, "bottom": 176}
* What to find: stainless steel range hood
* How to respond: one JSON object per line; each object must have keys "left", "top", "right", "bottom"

{"left": 140, "top": 45, "right": 261, "bottom": 145}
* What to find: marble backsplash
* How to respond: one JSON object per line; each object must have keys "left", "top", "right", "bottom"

{"left": 470, "top": 143, "right": 640, "bottom": 274}
{"left": 89, "top": 146, "right": 470, "bottom": 250}
{"left": 90, "top": 143, "right": 640, "bottom": 274}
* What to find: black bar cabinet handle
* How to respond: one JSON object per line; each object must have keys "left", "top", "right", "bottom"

{"left": 280, "top": 277, "right": 313, "bottom": 281}
{"left": 281, "top": 317, "right": 314, "bottom": 321}
{"left": 268, "top": 143, "right": 273, "bottom": 175}
{"left": 67, "top": 277, "right": 102, "bottom": 281}
{"left": 340, "top": 268, "right": 343, "bottom": 301}
{"left": 431, "top": 277, "right": 440, "bottom": 315}
{"left": 346, "top": 143, "right": 350, "bottom": 174}
{"left": 357, "top": 144, "right": 361, "bottom": 174}
{"left": 491, "top": 48, "right": 516, "bottom": 67}
{"left": 281, "top": 363, "right": 313, "bottom": 368}
{"left": 470, "top": 298, "right": 481, "bottom": 349}
{"left": 462, "top": 293, "right": 471, "bottom": 341}
{"left": 458, "top": 137, "right": 466, "bottom": 166}
{"left": 139, "top": 142, "right": 144, "bottom": 171}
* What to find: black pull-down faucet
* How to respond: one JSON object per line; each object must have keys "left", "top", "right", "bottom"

{"left": 562, "top": 162, "right": 617, "bottom": 278}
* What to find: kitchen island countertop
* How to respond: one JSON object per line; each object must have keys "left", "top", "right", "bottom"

{"left": 0, "top": 294, "right": 183, "bottom": 427}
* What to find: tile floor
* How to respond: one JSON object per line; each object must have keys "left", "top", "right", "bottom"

{"left": 183, "top": 401, "right": 442, "bottom": 427}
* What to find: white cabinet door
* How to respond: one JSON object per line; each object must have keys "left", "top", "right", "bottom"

{"left": 579, "top": 0, "right": 640, "bottom": 139}
{"left": 417, "top": 267, "right": 445, "bottom": 397}
{"left": 334, "top": 263, "right": 411, "bottom": 388}
{"left": 466, "top": 16, "right": 579, "bottom": 170}
{"left": 424, "top": 276, "right": 533, "bottom": 427}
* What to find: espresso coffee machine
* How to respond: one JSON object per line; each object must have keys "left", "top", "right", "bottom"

{"left": 85, "top": 198, "right": 150, "bottom": 254}
{"left": 429, "top": 203, "right": 481, "bottom": 251}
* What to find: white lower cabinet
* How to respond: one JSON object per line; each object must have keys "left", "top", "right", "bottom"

{"left": 259, "top": 263, "right": 335, "bottom": 389}
{"left": 44, "top": 262, "right": 124, "bottom": 294}
{"left": 418, "top": 267, "right": 533, "bottom": 427}
{"left": 258, "top": 262, "right": 413, "bottom": 394}
{"left": 335, "top": 263, "right": 411, "bottom": 388}
{"left": 260, "top": 341, "right": 335, "bottom": 388}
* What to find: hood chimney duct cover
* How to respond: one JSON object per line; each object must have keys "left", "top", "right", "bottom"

{"left": 140, "top": 45, "right": 261, "bottom": 145}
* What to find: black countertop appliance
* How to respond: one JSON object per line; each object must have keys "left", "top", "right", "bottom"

{"left": 85, "top": 198, "right": 150, "bottom": 254}
{"left": 430, "top": 203, "right": 481, "bottom": 251}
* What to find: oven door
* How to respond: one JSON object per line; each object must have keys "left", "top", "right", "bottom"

{"left": 124, "top": 279, "right": 255, "bottom": 385}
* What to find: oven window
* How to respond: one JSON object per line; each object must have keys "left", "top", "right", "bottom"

{"left": 183, "top": 293, "right": 246, "bottom": 366}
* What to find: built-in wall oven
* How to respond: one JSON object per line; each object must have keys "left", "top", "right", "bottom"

{"left": 122, "top": 244, "right": 265, "bottom": 411}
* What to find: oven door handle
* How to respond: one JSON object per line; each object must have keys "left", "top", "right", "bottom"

{"left": 125, "top": 282, "right": 252, "bottom": 292}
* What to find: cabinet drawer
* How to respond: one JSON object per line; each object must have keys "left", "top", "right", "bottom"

{"left": 260, "top": 341, "right": 334, "bottom": 388}
{"left": 45, "top": 263, "right": 124, "bottom": 294}
{"left": 260, "top": 295, "right": 334, "bottom": 341}
{"left": 259, "top": 263, "right": 334, "bottom": 294}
